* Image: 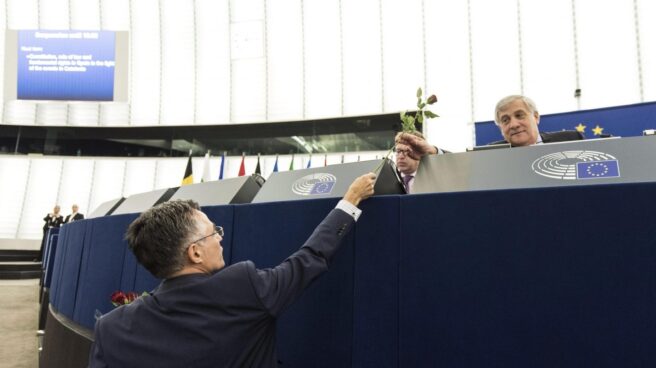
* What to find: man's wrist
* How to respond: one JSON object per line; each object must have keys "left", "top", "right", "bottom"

{"left": 336, "top": 199, "right": 362, "bottom": 221}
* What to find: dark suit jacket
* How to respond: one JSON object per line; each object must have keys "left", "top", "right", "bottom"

{"left": 488, "top": 130, "right": 584, "bottom": 146}
{"left": 88, "top": 208, "right": 355, "bottom": 368}
{"left": 64, "top": 213, "right": 84, "bottom": 223}
{"left": 43, "top": 214, "right": 63, "bottom": 231}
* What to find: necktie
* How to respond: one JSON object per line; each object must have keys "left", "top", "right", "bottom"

{"left": 403, "top": 175, "right": 414, "bottom": 193}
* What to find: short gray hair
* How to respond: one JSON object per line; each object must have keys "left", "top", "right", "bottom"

{"left": 494, "top": 95, "right": 538, "bottom": 125}
{"left": 126, "top": 199, "right": 201, "bottom": 278}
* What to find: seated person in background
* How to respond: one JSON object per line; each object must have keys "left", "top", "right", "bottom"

{"left": 64, "top": 204, "right": 84, "bottom": 223}
{"left": 395, "top": 131, "right": 422, "bottom": 194}
{"left": 489, "top": 95, "right": 584, "bottom": 146}
{"left": 395, "top": 94, "right": 585, "bottom": 160}
{"left": 88, "top": 173, "right": 376, "bottom": 368}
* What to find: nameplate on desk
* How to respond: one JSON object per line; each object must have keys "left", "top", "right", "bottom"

{"left": 252, "top": 159, "right": 403, "bottom": 203}
{"left": 413, "top": 135, "right": 656, "bottom": 194}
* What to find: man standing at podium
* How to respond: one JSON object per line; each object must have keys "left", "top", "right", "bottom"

{"left": 88, "top": 173, "right": 376, "bottom": 368}
{"left": 395, "top": 95, "right": 584, "bottom": 157}
{"left": 64, "top": 204, "right": 84, "bottom": 223}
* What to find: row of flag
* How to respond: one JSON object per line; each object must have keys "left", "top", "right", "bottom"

{"left": 182, "top": 151, "right": 351, "bottom": 185}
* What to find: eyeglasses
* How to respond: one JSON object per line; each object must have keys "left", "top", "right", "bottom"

{"left": 394, "top": 148, "right": 413, "bottom": 157}
{"left": 190, "top": 225, "right": 224, "bottom": 245}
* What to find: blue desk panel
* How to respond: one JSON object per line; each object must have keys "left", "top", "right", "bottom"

{"left": 399, "top": 183, "right": 656, "bottom": 367}
{"left": 232, "top": 198, "right": 355, "bottom": 368}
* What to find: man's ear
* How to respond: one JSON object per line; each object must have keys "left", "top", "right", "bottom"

{"left": 186, "top": 243, "right": 203, "bottom": 264}
{"left": 534, "top": 112, "right": 540, "bottom": 125}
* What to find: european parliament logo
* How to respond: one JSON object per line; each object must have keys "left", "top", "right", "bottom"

{"left": 532, "top": 150, "right": 620, "bottom": 180}
{"left": 576, "top": 160, "right": 620, "bottom": 179}
{"left": 291, "top": 173, "right": 337, "bottom": 196}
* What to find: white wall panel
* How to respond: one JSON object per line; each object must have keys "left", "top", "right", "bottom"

{"left": 58, "top": 159, "right": 94, "bottom": 217}
{"left": 99, "top": 103, "right": 130, "bottom": 126}
{"left": 575, "top": 0, "right": 639, "bottom": 109}
{"left": 38, "top": 0, "right": 69, "bottom": 29}
{"left": 195, "top": 0, "right": 230, "bottom": 124}
{"left": 469, "top": 0, "right": 521, "bottom": 122}
{"left": 380, "top": 0, "right": 424, "bottom": 113}
{"left": 100, "top": 0, "right": 130, "bottom": 30}
{"left": 122, "top": 159, "right": 156, "bottom": 196}
{"left": 230, "top": 0, "right": 265, "bottom": 123}
{"left": 304, "top": 0, "right": 341, "bottom": 118}
{"left": 36, "top": 103, "right": 67, "bottom": 126}
{"left": 17, "top": 158, "right": 63, "bottom": 239}
{"left": 230, "top": 21, "right": 266, "bottom": 123}
{"left": 424, "top": 0, "right": 473, "bottom": 151}
{"left": 4, "top": 101, "right": 37, "bottom": 125}
{"left": 231, "top": 0, "right": 263, "bottom": 22}
{"left": 154, "top": 158, "right": 186, "bottom": 189}
{"left": 128, "top": 0, "right": 161, "bottom": 125}
{"left": 6, "top": 0, "right": 38, "bottom": 29}
{"left": 637, "top": 0, "right": 656, "bottom": 102}
{"left": 0, "top": 157, "right": 29, "bottom": 238}
{"left": 88, "top": 159, "right": 125, "bottom": 212}
{"left": 70, "top": 0, "right": 101, "bottom": 29}
{"left": 341, "top": 0, "right": 383, "bottom": 116}
{"left": 68, "top": 103, "right": 100, "bottom": 126}
{"left": 160, "top": 0, "right": 195, "bottom": 125}
{"left": 520, "top": 0, "right": 577, "bottom": 115}
{"left": 0, "top": 6, "right": 6, "bottom": 122}
{"left": 266, "top": 0, "right": 303, "bottom": 120}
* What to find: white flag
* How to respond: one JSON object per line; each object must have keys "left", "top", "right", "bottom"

{"left": 201, "top": 151, "right": 211, "bottom": 182}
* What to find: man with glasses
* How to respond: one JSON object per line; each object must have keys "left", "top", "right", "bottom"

{"left": 395, "top": 131, "right": 423, "bottom": 194}
{"left": 88, "top": 173, "right": 376, "bottom": 368}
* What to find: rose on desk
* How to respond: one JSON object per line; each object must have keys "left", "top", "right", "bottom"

{"left": 111, "top": 291, "right": 146, "bottom": 307}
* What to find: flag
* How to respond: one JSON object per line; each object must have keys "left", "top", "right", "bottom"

{"left": 238, "top": 153, "right": 246, "bottom": 176}
{"left": 289, "top": 154, "right": 294, "bottom": 171}
{"left": 181, "top": 153, "right": 193, "bottom": 185}
{"left": 255, "top": 154, "right": 261, "bottom": 175}
{"left": 576, "top": 160, "right": 620, "bottom": 179}
{"left": 273, "top": 154, "right": 279, "bottom": 173}
{"left": 218, "top": 151, "right": 225, "bottom": 180}
{"left": 201, "top": 151, "right": 211, "bottom": 182}
{"left": 306, "top": 154, "right": 312, "bottom": 169}
{"left": 324, "top": 154, "right": 327, "bottom": 167}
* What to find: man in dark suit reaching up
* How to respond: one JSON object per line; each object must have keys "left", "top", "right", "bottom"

{"left": 88, "top": 173, "right": 376, "bottom": 368}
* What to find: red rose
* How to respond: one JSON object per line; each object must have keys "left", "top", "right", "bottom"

{"left": 126, "top": 292, "right": 139, "bottom": 303}
{"left": 111, "top": 291, "right": 127, "bottom": 306}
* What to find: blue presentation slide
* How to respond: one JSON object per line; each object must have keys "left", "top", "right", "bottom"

{"left": 17, "top": 30, "right": 116, "bottom": 101}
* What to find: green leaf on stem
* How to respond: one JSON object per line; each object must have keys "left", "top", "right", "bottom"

{"left": 424, "top": 110, "right": 439, "bottom": 119}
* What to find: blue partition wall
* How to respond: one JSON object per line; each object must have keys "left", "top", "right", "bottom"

{"left": 352, "top": 196, "right": 400, "bottom": 368}
{"left": 50, "top": 220, "right": 88, "bottom": 320}
{"left": 48, "top": 182, "right": 656, "bottom": 367}
{"left": 399, "top": 183, "right": 656, "bottom": 367}
{"left": 42, "top": 228, "right": 60, "bottom": 288}
{"left": 73, "top": 215, "right": 137, "bottom": 328}
{"left": 232, "top": 198, "right": 355, "bottom": 367}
